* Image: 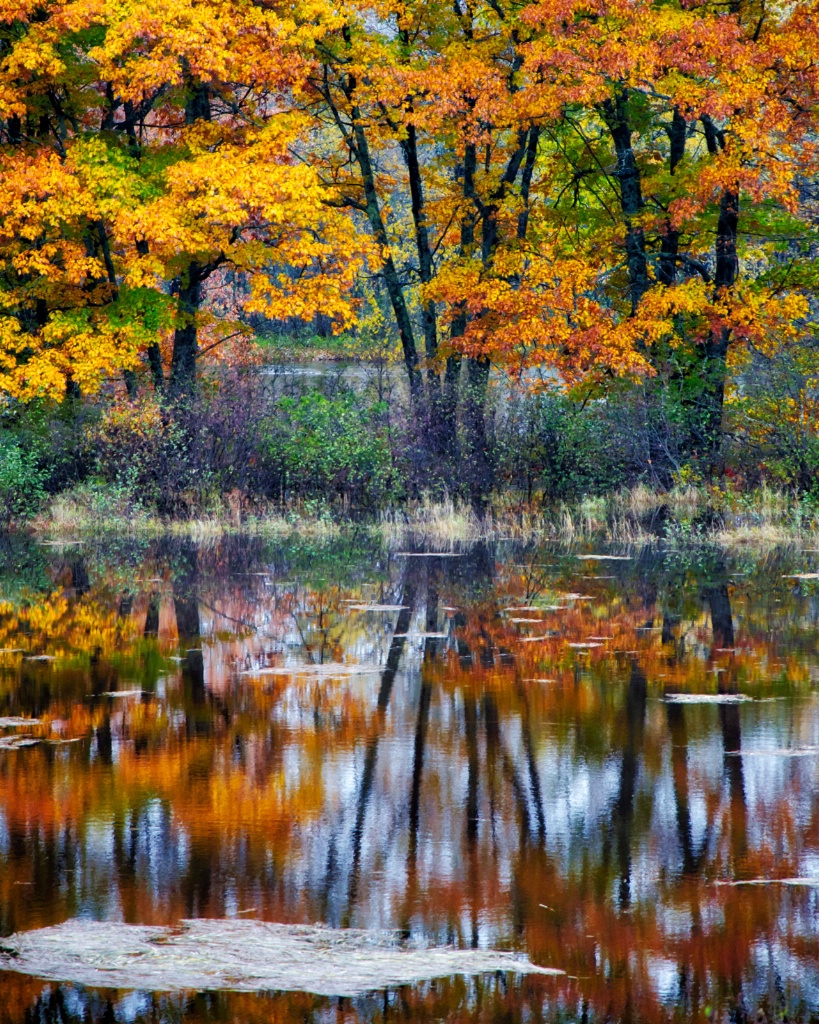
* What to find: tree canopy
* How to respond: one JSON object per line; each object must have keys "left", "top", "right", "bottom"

{"left": 1, "top": 0, "right": 818, "bottom": 492}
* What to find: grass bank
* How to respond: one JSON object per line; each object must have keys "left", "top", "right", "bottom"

{"left": 25, "top": 481, "right": 819, "bottom": 548}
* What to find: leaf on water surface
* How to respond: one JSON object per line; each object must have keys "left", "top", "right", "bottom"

{"left": 0, "top": 920, "right": 563, "bottom": 996}
{"left": 392, "top": 552, "right": 463, "bottom": 557}
{"left": 347, "top": 604, "right": 409, "bottom": 612}
{"left": 512, "top": 604, "right": 564, "bottom": 612}
{"left": 0, "top": 734, "right": 84, "bottom": 749}
{"left": 726, "top": 747, "right": 819, "bottom": 757}
{"left": 239, "top": 664, "right": 381, "bottom": 677}
{"left": 392, "top": 632, "right": 448, "bottom": 639}
{"left": 714, "top": 878, "right": 819, "bottom": 886}
{"left": 663, "top": 693, "right": 753, "bottom": 704}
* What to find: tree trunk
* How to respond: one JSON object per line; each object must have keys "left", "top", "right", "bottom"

{"left": 601, "top": 93, "right": 649, "bottom": 314}
{"left": 517, "top": 126, "right": 540, "bottom": 242}
{"left": 400, "top": 114, "right": 455, "bottom": 467}
{"left": 147, "top": 342, "right": 165, "bottom": 392}
{"left": 169, "top": 264, "right": 202, "bottom": 398}
{"left": 333, "top": 41, "right": 424, "bottom": 408}
{"left": 658, "top": 109, "right": 686, "bottom": 288}
{"left": 460, "top": 128, "right": 531, "bottom": 510}
{"left": 464, "top": 356, "right": 493, "bottom": 510}
{"left": 126, "top": 105, "right": 165, "bottom": 392}
{"left": 400, "top": 119, "right": 439, "bottom": 378}
{"left": 443, "top": 140, "right": 480, "bottom": 466}
{"left": 699, "top": 115, "right": 739, "bottom": 466}
{"left": 168, "top": 81, "right": 212, "bottom": 399}
{"left": 354, "top": 121, "right": 424, "bottom": 407}
{"left": 136, "top": 240, "right": 164, "bottom": 391}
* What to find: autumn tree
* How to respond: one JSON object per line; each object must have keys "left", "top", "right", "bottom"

{"left": 506, "top": 0, "right": 819, "bottom": 467}
{"left": 303, "top": 0, "right": 569, "bottom": 503}
{"left": 2, "top": 0, "right": 818, "bottom": 500}
{"left": 0, "top": 0, "right": 365, "bottom": 401}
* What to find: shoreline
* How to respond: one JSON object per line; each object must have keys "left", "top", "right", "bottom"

{"left": 17, "top": 485, "right": 819, "bottom": 549}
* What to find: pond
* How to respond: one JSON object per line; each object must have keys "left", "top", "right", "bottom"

{"left": 0, "top": 534, "right": 816, "bottom": 1023}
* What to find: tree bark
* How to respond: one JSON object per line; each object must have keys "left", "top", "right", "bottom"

{"left": 699, "top": 115, "right": 739, "bottom": 465}
{"left": 516, "top": 126, "right": 540, "bottom": 242}
{"left": 331, "top": 40, "right": 424, "bottom": 408}
{"left": 601, "top": 93, "right": 649, "bottom": 314}
{"left": 169, "top": 264, "right": 202, "bottom": 398}
{"left": 123, "top": 103, "right": 165, "bottom": 392}
{"left": 658, "top": 108, "right": 686, "bottom": 288}
{"left": 399, "top": 119, "right": 439, "bottom": 374}
{"left": 168, "top": 82, "right": 212, "bottom": 398}
{"left": 135, "top": 240, "right": 165, "bottom": 391}
{"left": 462, "top": 128, "right": 534, "bottom": 509}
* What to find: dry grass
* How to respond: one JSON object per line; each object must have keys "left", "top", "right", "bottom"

{"left": 379, "top": 494, "right": 613, "bottom": 545}
{"left": 380, "top": 497, "right": 485, "bottom": 545}
{"left": 30, "top": 482, "right": 819, "bottom": 548}
{"left": 32, "top": 485, "right": 341, "bottom": 541}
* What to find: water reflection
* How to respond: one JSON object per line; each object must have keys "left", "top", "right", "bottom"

{"left": 0, "top": 535, "right": 817, "bottom": 1023}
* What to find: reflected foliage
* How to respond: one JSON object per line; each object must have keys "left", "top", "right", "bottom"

{"left": 0, "top": 537, "right": 817, "bottom": 1023}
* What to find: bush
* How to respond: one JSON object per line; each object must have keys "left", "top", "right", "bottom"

{"left": 726, "top": 347, "right": 819, "bottom": 494}
{"left": 493, "top": 392, "right": 631, "bottom": 501}
{"left": 88, "top": 397, "right": 191, "bottom": 513}
{"left": 263, "top": 389, "right": 393, "bottom": 507}
{"left": 0, "top": 438, "right": 47, "bottom": 523}
{"left": 0, "top": 398, "right": 98, "bottom": 497}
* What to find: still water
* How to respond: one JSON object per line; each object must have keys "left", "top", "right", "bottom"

{"left": 0, "top": 534, "right": 816, "bottom": 1022}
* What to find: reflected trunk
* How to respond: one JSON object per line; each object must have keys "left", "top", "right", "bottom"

{"left": 344, "top": 567, "right": 418, "bottom": 924}
{"left": 608, "top": 660, "right": 648, "bottom": 907}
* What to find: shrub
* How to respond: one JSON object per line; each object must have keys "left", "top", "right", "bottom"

{"left": 88, "top": 396, "right": 192, "bottom": 513}
{"left": 263, "top": 389, "right": 393, "bottom": 507}
{"left": 726, "top": 348, "right": 819, "bottom": 494}
{"left": 0, "top": 438, "right": 47, "bottom": 523}
{"left": 493, "top": 392, "right": 631, "bottom": 501}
